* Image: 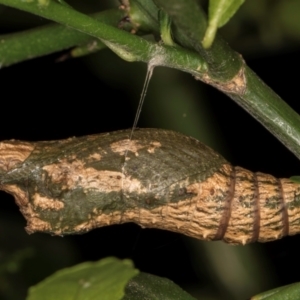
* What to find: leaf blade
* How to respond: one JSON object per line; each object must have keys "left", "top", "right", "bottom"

{"left": 27, "top": 257, "right": 139, "bottom": 300}
{"left": 203, "top": 0, "right": 245, "bottom": 48}
{"left": 251, "top": 282, "right": 300, "bottom": 300}
{"left": 123, "top": 272, "right": 197, "bottom": 300}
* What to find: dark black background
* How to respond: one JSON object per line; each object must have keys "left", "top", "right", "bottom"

{"left": 1, "top": 2, "right": 300, "bottom": 300}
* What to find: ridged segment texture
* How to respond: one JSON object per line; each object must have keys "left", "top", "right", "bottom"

{"left": 0, "top": 128, "right": 300, "bottom": 245}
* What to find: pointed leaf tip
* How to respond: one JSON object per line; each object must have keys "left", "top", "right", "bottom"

{"left": 203, "top": 0, "right": 245, "bottom": 48}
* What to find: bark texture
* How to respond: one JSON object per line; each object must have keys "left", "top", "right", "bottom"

{"left": 0, "top": 128, "right": 299, "bottom": 245}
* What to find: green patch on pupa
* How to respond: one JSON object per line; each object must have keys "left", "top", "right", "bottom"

{"left": 290, "top": 176, "right": 300, "bottom": 184}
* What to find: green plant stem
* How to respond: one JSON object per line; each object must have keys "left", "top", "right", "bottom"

{"left": 0, "top": 0, "right": 207, "bottom": 75}
{"left": 235, "top": 67, "right": 300, "bottom": 157}
{"left": 70, "top": 40, "right": 105, "bottom": 58}
{"left": 0, "top": 9, "right": 123, "bottom": 67}
{"left": 152, "top": 0, "right": 300, "bottom": 160}
{"left": 153, "top": 0, "right": 243, "bottom": 81}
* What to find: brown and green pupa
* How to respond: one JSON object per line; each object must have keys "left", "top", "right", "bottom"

{"left": 0, "top": 128, "right": 299, "bottom": 245}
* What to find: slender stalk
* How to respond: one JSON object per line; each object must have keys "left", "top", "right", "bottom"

{"left": 0, "top": 0, "right": 207, "bottom": 75}
{"left": 234, "top": 67, "right": 300, "bottom": 156}
{"left": 0, "top": 9, "right": 123, "bottom": 67}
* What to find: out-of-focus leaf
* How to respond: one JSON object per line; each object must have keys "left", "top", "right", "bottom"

{"left": 209, "top": 0, "right": 245, "bottom": 28}
{"left": 27, "top": 257, "right": 139, "bottom": 300}
{"left": 251, "top": 282, "right": 300, "bottom": 300}
{"left": 277, "top": 1, "right": 300, "bottom": 40}
{"left": 203, "top": 0, "right": 245, "bottom": 48}
{"left": 123, "top": 272, "right": 196, "bottom": 300}
{"left": 0, "top": 248, "right": 34, "bottom": 275}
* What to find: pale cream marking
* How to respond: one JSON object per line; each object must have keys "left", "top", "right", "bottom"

{"left": 147, "top": 141, "right": 162, "bottom": 153}
{"left": 33, "top": 194, "right": 64, "bottom": 210}
{"left": 110, "top": 139, "right": 161, "bottom": 155}
{"left": 74, "top": 211, "right": 123, "bottom": 232}
{"left": 25, "top": 218, "right": 52, "bottom": 234}
{"left": 110, "top": 139, "right": 145, "bottom": 155}
{"left": 241, "top": 238, "right": 247, "bottom": 246}
{"left": 151, "top": 218, "right": 157, "bottom": 224}
{"left": 87, "top": 153, "right": 102, "bottom": 161}
{"left": 123, "top": 174, "right": 147, "bottom": 194}
{"left": 43, "top": 159, "right": 147, "bottom": 194}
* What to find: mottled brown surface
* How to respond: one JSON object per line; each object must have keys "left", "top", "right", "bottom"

{"left": 0, "top": 129, "right": 300, "bottom": 245}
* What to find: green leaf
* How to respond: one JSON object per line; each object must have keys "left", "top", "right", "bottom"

{"left": 202, "top": 0, "right": 245, "bottom": 48}
{"left": 277, "top": 1, "right": 300, "bottom": 40}
{"left": 209, "top": 0, "right": 245, "bottom": 28}
{"left": 123, "top": 272, "right": 196, "bottom": 300}
{"left": 27, "top": 257, "right": 139, "bottom": 300}
{"left": 251, "top": 282, "right": 300, "bottom": 300}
